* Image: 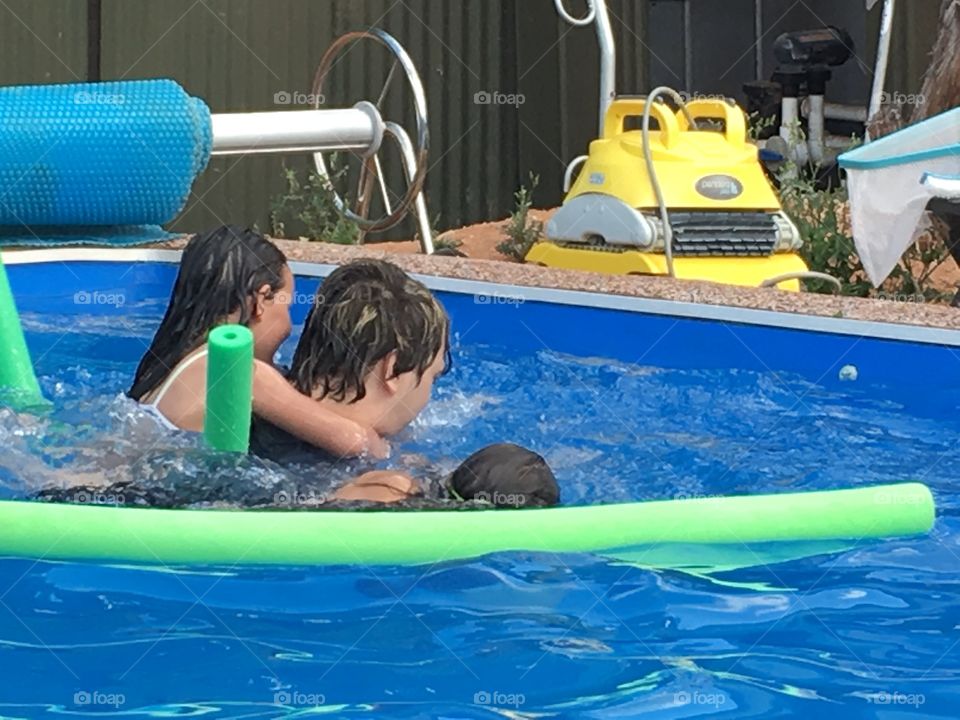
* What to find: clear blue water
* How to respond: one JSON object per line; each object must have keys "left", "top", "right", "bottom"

{"left": 0, "top": 293, "right": 958, "bottom": 718}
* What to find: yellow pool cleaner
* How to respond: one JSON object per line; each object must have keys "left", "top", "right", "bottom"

{"left": 538, "top": 2, "right": 822, "bottom": 291}
{"left": 532, "top": 93, "right": 810, "bottom": 290}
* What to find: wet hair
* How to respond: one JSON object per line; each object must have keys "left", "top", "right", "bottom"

{"left": 449, "top": 443, "right": 560, "bottom": 508}
{"left": 128, "top": 226, "right": 288, "bottom": 401}
{"left": 289, "top": 259, "right": 450, "bottom": 402}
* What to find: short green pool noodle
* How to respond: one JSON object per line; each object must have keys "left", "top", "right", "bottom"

{"left": 204, "top": 324, "right": 254, "bottom": 453}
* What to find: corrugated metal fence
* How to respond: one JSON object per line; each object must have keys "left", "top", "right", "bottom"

{"left": 0, "top": 0, "right": 648, "bottom": 238}
{"left": 0, "top": 0, "right": 945, "bottom": 239}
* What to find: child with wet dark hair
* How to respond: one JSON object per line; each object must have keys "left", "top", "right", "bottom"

{"left": 41, "top": 256, "right": 453, "bottom": 508}
{"left": 312, "top": 443, "right": 562, "bottom": 509}
{"left": 445, "top": 443, "right": 560, "bottom": 508}
{"left": 251, "top": 258, "right": 450, "bottom": 462}
{"left": 128, "top": 225, "right": 384, "bottom": 459}
{"left": 34, "top": 444, "right": 560, "bottom": 510}
{"left": 328, "top": 443, "right": 561, "bottom": 509}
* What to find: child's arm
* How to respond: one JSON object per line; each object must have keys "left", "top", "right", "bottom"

{"left": 252, "top": 361, "right": 389, "bottom": 459}
{"left": 331, "top": 471, "right": 419, "bottom": 504}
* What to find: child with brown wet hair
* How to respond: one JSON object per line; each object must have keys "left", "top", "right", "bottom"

{"left": 250, "top": 258, "right": 450, "bottom": 464}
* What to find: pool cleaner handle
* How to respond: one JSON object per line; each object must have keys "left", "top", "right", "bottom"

{"left": 0, "top": 253, "right": 47, "bottom": 410}
{"left": 204, "top": 324, "right": 254, "bottom": 453}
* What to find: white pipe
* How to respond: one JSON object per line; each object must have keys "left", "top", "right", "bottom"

{"left": 780, "top": 97, "right": 800, "bottom": 141}
{"left": 867, "top": 0, "right": 897, "bottom": 140}
{"left": 806, "top": 94, "right": 825, "bottom": 164}
{"left": 775, "top": 97, "right": 808, "bottom": 165}
{"left": 801, "top": 99, "right": 868, "bottom": 123}
{"left": 824, "top": 103, "right": 868, "bottom": 123}
{"left": 824, "top": 135, "right": 857, "bottom": 149}
{"left": 211, "top": 102, "right": 383, "bottom": 156}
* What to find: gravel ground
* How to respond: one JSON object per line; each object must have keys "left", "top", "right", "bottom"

{"left": 154, "top": 235, "right": 960, "bottom": 330}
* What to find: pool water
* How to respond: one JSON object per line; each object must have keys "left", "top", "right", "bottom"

{"left": 0, "top": 262, "right": 958, "bottom": 718}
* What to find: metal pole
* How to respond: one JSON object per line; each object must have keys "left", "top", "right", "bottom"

{"left": 555, "top": 0, "right": 616, "bottom": 138}
{"left": 210, "top": 103, "right": 382, "bottom": 156}
{"left": 593, "top": 0, "right": 617, "bottom": 136}
{"left": 384, "top": 122, "right": 434, "bottom": 254}
{"left": 867, "top": 0, "right": 897, "bottom": 140}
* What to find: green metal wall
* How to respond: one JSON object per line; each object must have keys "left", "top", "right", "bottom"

{"left": 0, "top": 0, "right": 945, "bottom": 238}
{"left": 0, "top": 0, "right": 648, "bottom": 238}
{"left": 0, "top": 1, "right": 88, "bottom": 85}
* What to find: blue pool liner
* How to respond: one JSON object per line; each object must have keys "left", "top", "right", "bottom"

{"left": 0, "top": 225, "right": 174, "bottom": 246}
{"left": 0, "top": 79, "right": 212, "bottom": 244}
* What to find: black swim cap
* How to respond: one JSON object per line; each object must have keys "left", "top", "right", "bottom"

{"left": 449, "top": 443, "right": 559, "bottom": 508}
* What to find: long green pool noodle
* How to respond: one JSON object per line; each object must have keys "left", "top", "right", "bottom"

{"left": 0, "top": 483, "right": 935, "bottom": 567}
{"left": 204, "top": 324, "right": 254, "bottom": 453}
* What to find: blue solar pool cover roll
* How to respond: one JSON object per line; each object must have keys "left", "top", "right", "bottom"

{"left": 0, "top": 79, "right": 212, "bottom": 235}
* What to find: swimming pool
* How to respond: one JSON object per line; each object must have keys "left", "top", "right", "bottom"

{"left": 0, "top": 249, "right": 957, "bottom": 718}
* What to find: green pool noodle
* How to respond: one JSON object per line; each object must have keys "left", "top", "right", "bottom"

{"left": 0, "top": 482, "right": 935, "bottom": 567}
{"left": 0, "top": 253, "right": 46, "bottom": 410}
{"left": 204, "top": 324, "right": 254, "bottom": 453}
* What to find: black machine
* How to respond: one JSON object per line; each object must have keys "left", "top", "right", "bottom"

{"left": 745, "top": 26, "right": 864, "bottom": 170}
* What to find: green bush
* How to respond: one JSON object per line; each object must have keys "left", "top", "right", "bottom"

{"left": 778, "top": 171, "right": 871, "bottom": 296}
{"left": 498, "top": 173, "right": 544, "bottom": 261}
{"left": 775, "top": 141, "right": 953, "bottom": 302}
{"left": 270, "top": 160, "right": 360, "bottom": 245}
{"left": 433, "top": 234, "right": 463, "bottom": 253}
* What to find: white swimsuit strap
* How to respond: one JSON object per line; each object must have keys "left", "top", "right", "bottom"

{"left": 149, "top": 348, "right": 209, "bottom": 408}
